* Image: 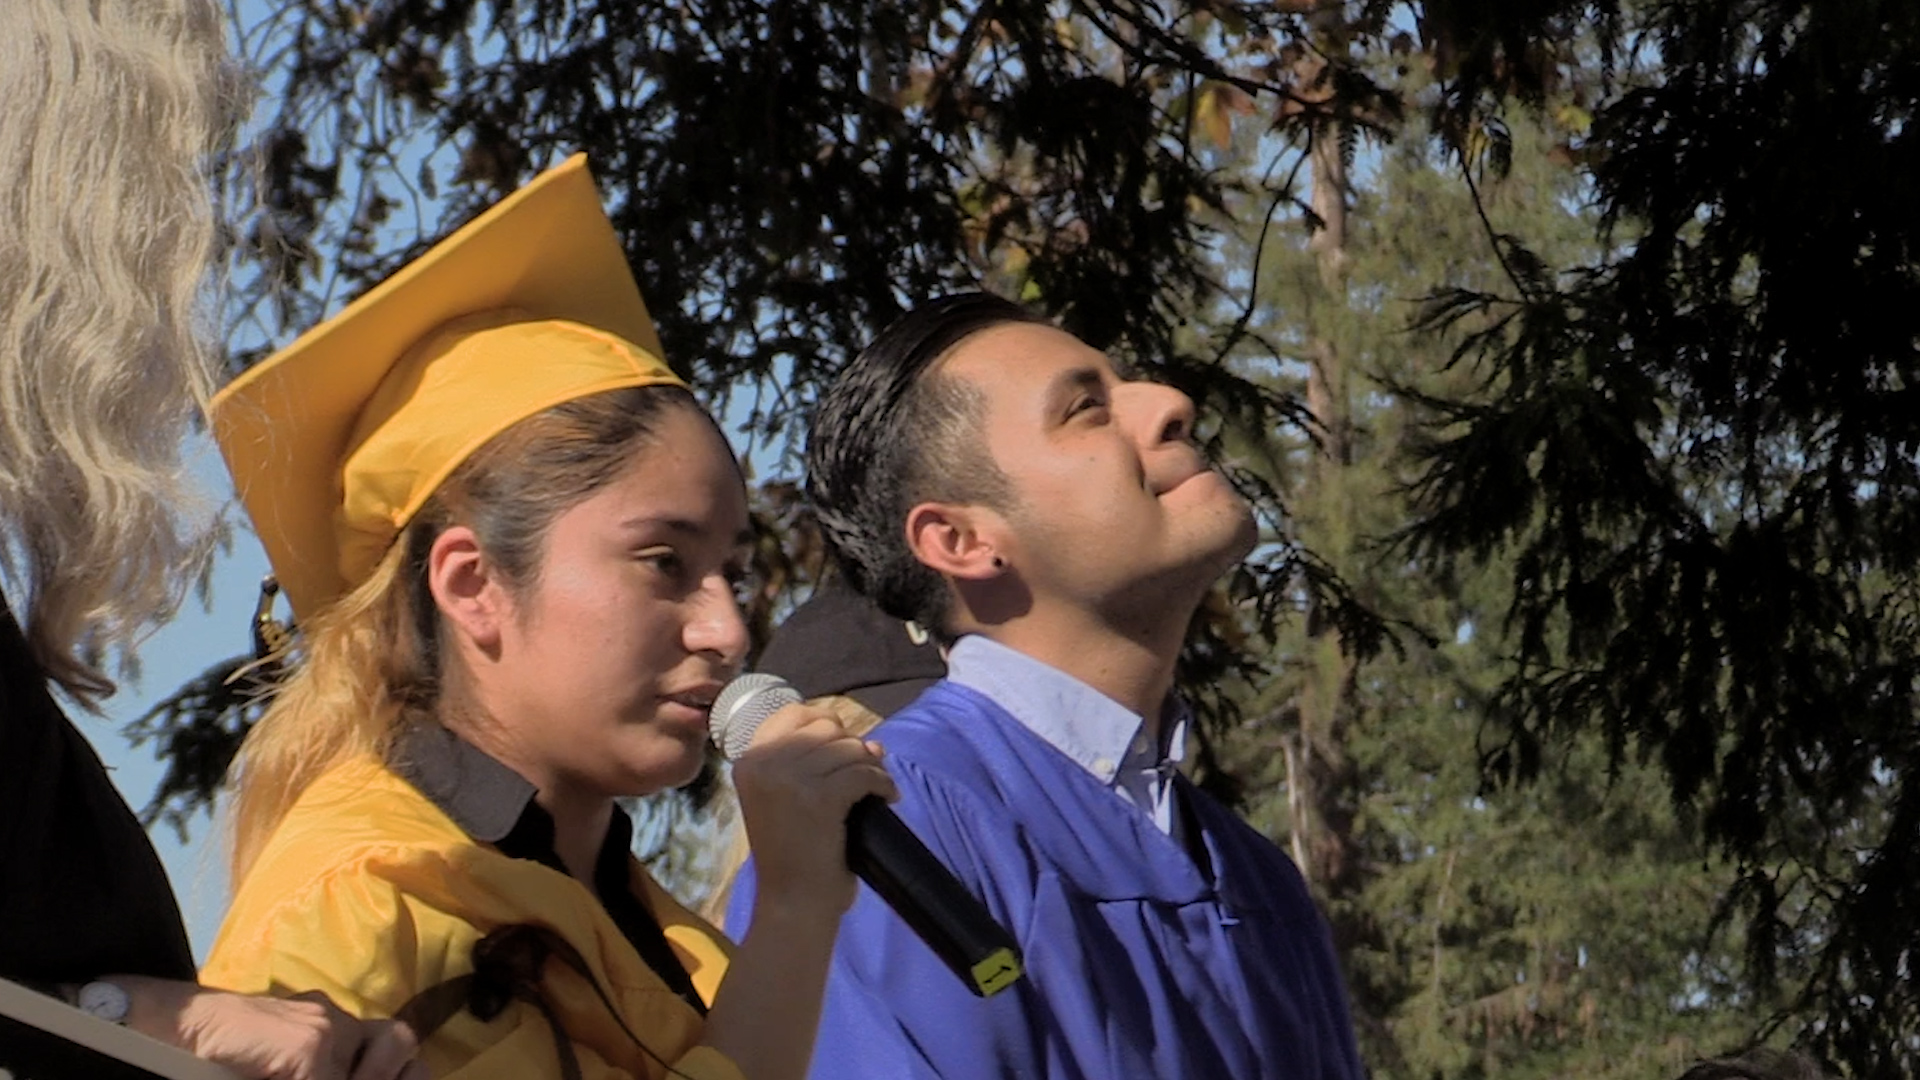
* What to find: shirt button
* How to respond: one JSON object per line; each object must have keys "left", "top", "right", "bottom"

{"left": 1093, "top": 757, "right": 1116, "bottom": 775}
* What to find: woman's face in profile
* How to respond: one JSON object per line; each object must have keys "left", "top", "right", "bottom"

{"left": 485, "top": 404, "right": 753, "bottom": 800}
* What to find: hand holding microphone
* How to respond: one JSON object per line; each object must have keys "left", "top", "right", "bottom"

{"left": 718, "top": 684, "right": 898, "bottom": 921}
{"left": 713, "top": 674, "right": 1025, "bottom": 998}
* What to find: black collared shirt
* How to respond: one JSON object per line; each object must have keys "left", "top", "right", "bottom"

{"left": 393, "top": 723, "right": 706, "bottom": 1015}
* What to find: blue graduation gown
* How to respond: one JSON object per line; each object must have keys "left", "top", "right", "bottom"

{"left": 727, "top": 682, "right": 1366, "bottom": 1079}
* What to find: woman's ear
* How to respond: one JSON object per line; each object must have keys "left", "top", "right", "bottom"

{"left": 427, "top": 525, "right": 507, "bottom": 652}
{"left": 904, "top": 501, "right": 1007, "bottom": 582}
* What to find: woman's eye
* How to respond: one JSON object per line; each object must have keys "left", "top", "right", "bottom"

{"left": 638, "top": 548, "right": 685, "bottom": 578}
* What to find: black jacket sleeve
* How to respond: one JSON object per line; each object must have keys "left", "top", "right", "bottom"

{"left": 0, "top": 596, "right": 194, "bottom": 984}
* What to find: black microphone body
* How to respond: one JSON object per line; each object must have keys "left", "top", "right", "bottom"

{"left": 712, "top": 674, "right": 1024, "bottom": 998}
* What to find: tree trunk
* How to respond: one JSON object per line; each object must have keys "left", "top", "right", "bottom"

{"left": 1294, "top": 103, "right": 1362, "bottom": 912}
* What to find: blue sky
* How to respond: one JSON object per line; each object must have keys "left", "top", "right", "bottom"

{"left": 93, "top": 435, "right": 269, "bottom": 961}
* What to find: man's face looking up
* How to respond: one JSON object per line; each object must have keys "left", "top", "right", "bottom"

{"left": 931, "top": 321, "right": 1256, "bottom": 623}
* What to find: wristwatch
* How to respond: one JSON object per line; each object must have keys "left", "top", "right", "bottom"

{"left": 74, "top": 980, "right": 132, "bottom": 1025}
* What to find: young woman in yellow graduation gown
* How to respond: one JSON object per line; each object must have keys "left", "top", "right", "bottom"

{"left": 199, "top": 156, "right": 893, "bottom": 1080}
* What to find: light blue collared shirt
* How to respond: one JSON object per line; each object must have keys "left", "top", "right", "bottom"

{"left": 944, "top": 634, "right": 1189, "bottom": 838}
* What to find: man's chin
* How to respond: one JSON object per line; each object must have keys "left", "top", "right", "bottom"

{"left": 1136, "top": 505, "right": 1259, "bottom": 611}
{"left": 1192, "top": 493, "right": 1259, "bottom": 572}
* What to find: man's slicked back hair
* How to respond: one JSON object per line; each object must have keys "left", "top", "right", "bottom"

{"left": 807, "top": 292, "right": 1045, "bottom": 636}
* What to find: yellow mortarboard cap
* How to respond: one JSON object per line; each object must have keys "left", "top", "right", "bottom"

{"left": 212, "top": 154, "right": 687, "bottom": 620}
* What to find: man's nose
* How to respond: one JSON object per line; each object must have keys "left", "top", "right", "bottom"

{"left": 1119, "top": 380, "right": 1197, "bottom": 445}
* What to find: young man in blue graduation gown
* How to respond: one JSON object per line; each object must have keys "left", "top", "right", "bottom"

{"left": 727, "top": 293, "right": 1366, "bottom": 1079}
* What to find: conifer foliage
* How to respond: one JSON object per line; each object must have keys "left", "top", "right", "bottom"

{"left": 1403, "top": 1, "right": 1920, "bottom": 1072}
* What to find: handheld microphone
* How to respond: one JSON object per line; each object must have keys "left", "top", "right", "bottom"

{"left": 711, "top": 673, "right": 1024, "bottom": 998}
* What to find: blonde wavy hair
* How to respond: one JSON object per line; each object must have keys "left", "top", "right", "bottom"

{"left": 0, "top": 0, "right": 239, "bottom": 704}
{"left": 228, "top": 385, "right": 710, "bottom": 884}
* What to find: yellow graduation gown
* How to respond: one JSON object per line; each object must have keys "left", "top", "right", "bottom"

{"left": 202, "top": 757, "right": 741, "bottom": 1080}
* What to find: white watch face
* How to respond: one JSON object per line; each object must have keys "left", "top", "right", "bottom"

{"left": 77, "top": 980, "right": 131, "bottom": 1024}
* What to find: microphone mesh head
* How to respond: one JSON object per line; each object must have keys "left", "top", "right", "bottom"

{"left": 711, "top": 672, "right": 802, "bottom": 760}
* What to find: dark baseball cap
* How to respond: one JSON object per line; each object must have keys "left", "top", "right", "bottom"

{"left": 756, "top": 581, "right": 947, "bottom": 717}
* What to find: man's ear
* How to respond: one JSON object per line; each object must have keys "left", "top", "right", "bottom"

{"left": 427, "top": 525, "right": 508, "bottom": 652}
{"left": 905, "top": 501, "right": 1006, "bottom": 581}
